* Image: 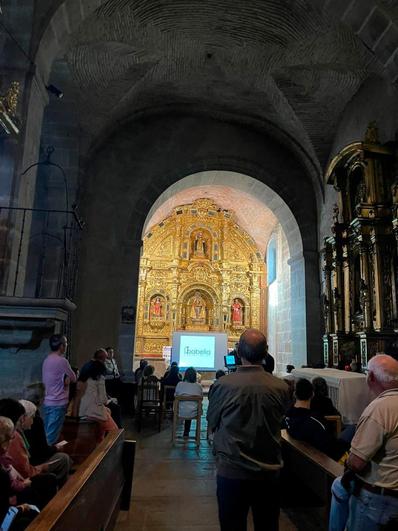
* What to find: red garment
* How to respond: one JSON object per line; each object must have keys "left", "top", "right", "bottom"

{"left": 7, "top": 431, "right": 40, "bottom": 479}
{"left": 0, "top": 450, "right": 28, "bottom": 492}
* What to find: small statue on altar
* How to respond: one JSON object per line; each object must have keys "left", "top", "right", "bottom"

{"left": 231, "top": 298, "right": 243, "bottom": 325}
{"left": 150, "top": 296, "right": 163, "bottom": 319}
{"left": 190, "top": 291, "right": 206, "bottom": 321}
{"left": 193, "top": 231, "right": 207, "bottom": 257}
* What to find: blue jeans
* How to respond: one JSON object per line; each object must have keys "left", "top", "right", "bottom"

{"left": 43, "top": 405, "right": 67, "bottom": 445}
{"left": 348, "top": 488, "right": 398, "bottom": 530}
{"left": 329, "top": 476, "right": 352, "bottom": 531}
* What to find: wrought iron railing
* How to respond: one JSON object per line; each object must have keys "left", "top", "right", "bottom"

{"left": 0, "top": 205, "right": 84, "bottom": 300}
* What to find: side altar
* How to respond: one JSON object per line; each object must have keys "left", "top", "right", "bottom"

{"left": 134, "top": 198, "right": 266, "bottom": 360}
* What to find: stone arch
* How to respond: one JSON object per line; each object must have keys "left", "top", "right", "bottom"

{"left": 142, "top": 170, "right": 307, "bottom": 369}
{"left": 72, "top": 113, "right": 320, "bottom": 368}
{"left": 144, "top": 172, "right": 303, "bottom": 258}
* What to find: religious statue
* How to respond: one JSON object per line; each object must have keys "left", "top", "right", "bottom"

{"left": 190, "top": 291, "right": 206, "bottom": 321}
{"left": 193, "top": 231, "right": 207, "bottom": 257}
{"left": 332, "top": 203, "right": 339, "bottom": 225}
{"left": 231, "top": 299, "right": 243, "bottom": 325}
{"left": 150, "top": 296, "right": 163, "bottom": 319}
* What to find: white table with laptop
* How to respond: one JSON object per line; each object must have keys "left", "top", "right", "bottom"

{"left": 290, "top": 367, "right": 373, "bottom": 425}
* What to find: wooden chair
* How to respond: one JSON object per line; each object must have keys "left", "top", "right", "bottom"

{"left": 172, "top": 395, "right": 203, "bottom": 447}
{"left": 161, "top": 385, "right": 177, "bottom": 418}
{"left": 324, "top": 415, "right": 342, "bottom": 436}
{"left": 136, "top": 378, "right": 162, "bottom": 432}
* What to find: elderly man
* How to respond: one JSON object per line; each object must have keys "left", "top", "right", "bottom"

{"left": 329, "top": 354, "right": 398, "bottom": 531}
{"left": 207, "top": 328, "right": 289, "bottom": 531}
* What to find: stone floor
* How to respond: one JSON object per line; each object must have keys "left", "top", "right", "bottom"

{"left": 115, "top": 405, "right": 299, "bottom": 531}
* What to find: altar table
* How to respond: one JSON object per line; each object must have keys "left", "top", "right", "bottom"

{"left": 291, "top": 368, "right": 373, "bottom": 425}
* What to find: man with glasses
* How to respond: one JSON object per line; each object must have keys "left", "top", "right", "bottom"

{"left": 329, "top": 354, "right": 398, "bottom": 530}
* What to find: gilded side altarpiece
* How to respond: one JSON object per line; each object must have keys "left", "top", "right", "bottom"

{"left": 134, "top": 198, "right": 266, "bottom": 359}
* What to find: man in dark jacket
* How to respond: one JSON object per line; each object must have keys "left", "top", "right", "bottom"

{"left": 207, "top": 329, "right": 289, "bottom": 531}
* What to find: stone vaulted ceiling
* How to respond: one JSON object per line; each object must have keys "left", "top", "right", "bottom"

{"left": 38, "top": 0, "right": 382, "bottom": 171}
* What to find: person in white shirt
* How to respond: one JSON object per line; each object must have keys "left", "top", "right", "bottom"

{"left": 175, "top": 367, "right": 203, "bottom": 437}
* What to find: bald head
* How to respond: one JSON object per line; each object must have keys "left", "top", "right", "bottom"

{"left": 367, "top": 354, "right": 398, "bottom": 392}
{"left": 238, "top": 329, "right": 268, "bottom": 364}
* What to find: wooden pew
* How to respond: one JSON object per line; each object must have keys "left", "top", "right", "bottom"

{"left": 26, "top": 430, "right": 135, "bottom": 531}
{"left": 59, "top": 417, "right": 101, "bottom": 465}
{"left": 281, "top": 429, "right": 343, "bottom": 523}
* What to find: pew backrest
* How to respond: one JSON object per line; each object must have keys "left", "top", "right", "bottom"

{"left": 281, "top": 429, "right": 343, "bottom": 505}
{"left": 27, "top": 430, "right": 135, "bottom": 531}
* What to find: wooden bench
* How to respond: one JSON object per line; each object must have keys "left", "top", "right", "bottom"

{"left": 281, "top": 429, "right": 343, "bottom": 523}
{"left": 26, "top": 430, "right": 135, "bottom": 531}
{"left": 59, "top": 416, "right": 102, "bottom": 465}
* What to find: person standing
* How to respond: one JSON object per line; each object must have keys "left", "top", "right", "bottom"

{"left": 42, "top": 334, "right": 76, "bottom": 445}
{"left": 329, "top": 354, "right": 398, "bottom": 531}
{"left": 104, "top": 347, "right": 121, "bottom": 399}
{"left": 207, "top": 329, "right": 289, "bottom": 531}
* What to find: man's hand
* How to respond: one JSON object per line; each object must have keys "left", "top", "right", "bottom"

{"left": 22, "top": 478, "right": 32, "bottom": 487}
{"left": 17, "top": 504, "right": 31, "bottom": 513}
{"left": 36, "top": 463, "right": 49, "bottom": 473}
{"left": 346, "top": 452, "right": 368, "bottom": 474}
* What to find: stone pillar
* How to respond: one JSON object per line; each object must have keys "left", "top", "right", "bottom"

{"left": 302, "top": 249, "right": 322, "bottom": 366}
{"left": 288, "top": 252, "right": 307, "bottom": 368}
{"left": 6, "top": 72, "right": 49, "bottom": 296}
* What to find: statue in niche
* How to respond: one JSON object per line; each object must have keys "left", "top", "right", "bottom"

{"left": 193, "top": 231, "right": 208, "bottom": 257}
{"left": 150, "top": 296, "right": 163, "bottom": 319}
{"left": 231, "top": 299, "right": 243, "bottom": 325}
{"left": 332, "top": 204, "right": 339, "bottom": 225}
{"left": 190, "top": 291, "right": 206, "bottom": 322}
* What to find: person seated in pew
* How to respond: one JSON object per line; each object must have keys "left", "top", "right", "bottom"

{"left": 18, "top": 400, "right": 71, "bottom": 486}
{"left": 175, "top": 367, "right": 203, "bottom": 438}
{"left": 310, "top": 376, "right": 341, "bottom": 418}
{"left": 134, "top": 359, "right": 148, "bottom": 385}
{"left": 23, "top": 384, "right": 69, "bottom": 466}
{"left": 141, "top": 364, "right": 159, "bottom": 383}
{"left": 0, "top": 411, "right": 57, "bottom": 510}
{"left": 78, "top": 349, "right": 122, "bottom": 428}
{"left": 77, "top": 360, "right": 119, "bottom": 441}
{"left": 285, "top": 378, "right": 350, "bottom": 461}
{"left": 162, "top": 362, "right": 182, "bottom": 384}
{"left": 0, "top": 399, "right": 70, "bottom": 488}
{"left": 0, "top": 464, "right": 39, "bottom": 531}
{"left": 161, "top": 363, "right": 182, "bottom": 409}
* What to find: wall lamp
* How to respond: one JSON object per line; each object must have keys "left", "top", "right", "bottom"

{"left": 46, "top": 84, "right": 63, "bottom": 99}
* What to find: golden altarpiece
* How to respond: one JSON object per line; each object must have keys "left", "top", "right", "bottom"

{"left": 323, "top": 124, "right": 398, "bottom": 368}
{"left": 134, "top": 198, "right": 266, "bottom": 359}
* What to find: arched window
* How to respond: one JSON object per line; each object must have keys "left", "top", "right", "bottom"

{"left": 267, "top": 236, "right": 277, "bottom": 285}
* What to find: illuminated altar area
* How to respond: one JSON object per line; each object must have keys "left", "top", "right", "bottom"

{"left": 134, "top": 198, "right": 266, "bottom": 359}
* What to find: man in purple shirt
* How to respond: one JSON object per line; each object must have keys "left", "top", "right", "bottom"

{"left": 42, "top": 334, "right": 76, "bottom": 444}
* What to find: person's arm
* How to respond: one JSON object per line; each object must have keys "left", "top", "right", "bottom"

{"left": 206, "top": 382, "right": 223, "bottom": 431}
{"left": 64, "top": 360, "right": 77, "bottom": 382}
{"left": 347, "top": 415, "right": 385, "bottom": 473}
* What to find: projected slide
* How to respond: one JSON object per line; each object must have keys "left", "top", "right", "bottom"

{"left": 172, "top": 331, "right": 228, "bottom": 370}
{"left": 179, "top": 335, "right": 215, "bottom": 369}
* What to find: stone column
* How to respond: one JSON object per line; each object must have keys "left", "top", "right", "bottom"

{"left": 6, "top": 72, "right": 49, "bottom": 296}
{"left": 288, "top": 252, "right": 307, "bottom": 368}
